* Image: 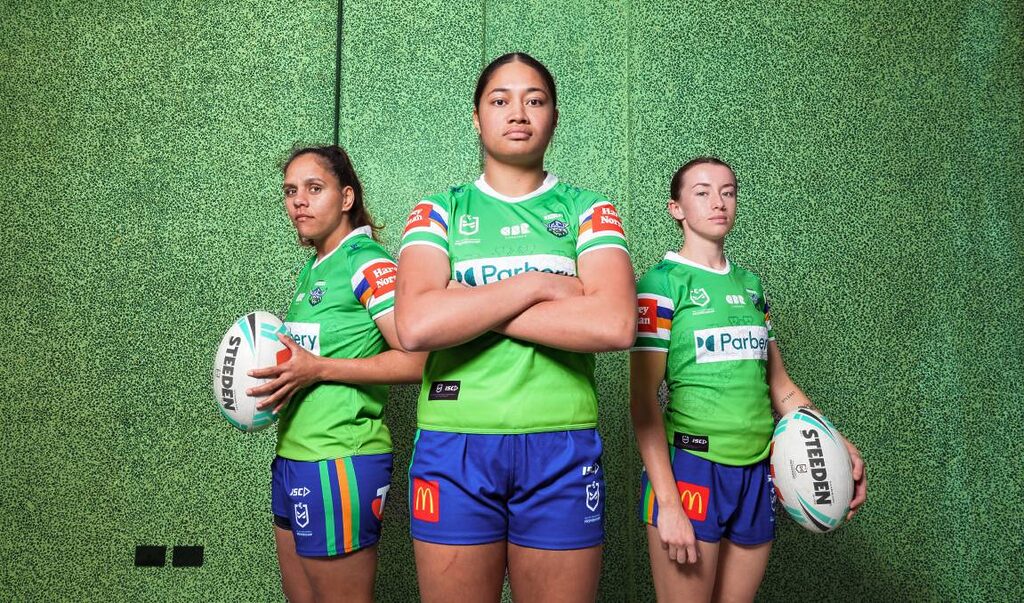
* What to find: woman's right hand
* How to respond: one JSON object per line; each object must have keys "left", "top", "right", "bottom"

{"left": 656, "top": 504, "right": 699, "bottom": 564}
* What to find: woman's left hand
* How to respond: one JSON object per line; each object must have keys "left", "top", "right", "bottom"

{"left": 248, "top": 334, "right": 322, "bottom": 414}
{"left": 843, "top": 436, "right": 867, "bottom": 521}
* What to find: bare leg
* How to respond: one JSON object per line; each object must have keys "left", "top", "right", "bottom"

{"left": 414, "top": 539, "right": 507, "bottom": 603}
{"left": 646, "top": 524, "right": 720, "bottom": 603}
{"left": 506, "top": 543, "right": 602, "bottom": 603}
{"left": 276, "top": 526, "right": 315, "bottom": 603}
{"left": 297, "top": 544, "right": 378, "bottom": 603}
{"left": 711, "top": 539, "right": 771, "bottom": 603}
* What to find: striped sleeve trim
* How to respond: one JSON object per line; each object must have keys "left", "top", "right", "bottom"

{"left": 350, "top": 258, "right": 397, "bottom": 316}
{"left": 634, "top": 292, "right": 673, "bottom": 349}
{"left": 577, "top": 201, "right": 627, "bottom": 253}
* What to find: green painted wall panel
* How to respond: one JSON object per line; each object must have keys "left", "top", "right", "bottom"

{"left": 2, "top": 0, "right": 1021, "bottom": 601}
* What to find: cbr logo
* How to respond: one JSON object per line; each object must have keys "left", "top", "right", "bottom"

{"left": 413, "top": 478, "right": 439, "bottom": 523}
{"left": 294, "top": 503, "right": 310, "bottom": 528}
{"left": 289, "top": 487, "right": 310, "bottom": 497}
{"left": 676, "top": 481, "right": 710, "bottom": 522}
{"left": 690, "top": 288, "right": 710, "bottom": 307}
{"left": 585, "top": 481, "right": 601, "bottom": 512}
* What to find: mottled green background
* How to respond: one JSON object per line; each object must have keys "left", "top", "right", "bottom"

{"left": 2, "top": 0, "right": 1021, "bottom": 601}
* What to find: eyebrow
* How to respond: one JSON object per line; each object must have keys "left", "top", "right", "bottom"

{"left": 282, "top": 177, "right": 325, "bottom": 189}
{"left": 690, "top": 182, "right": 736, "bottom": 188}
{"left": 488, "top": 87, "right": 549, "bottom": 96}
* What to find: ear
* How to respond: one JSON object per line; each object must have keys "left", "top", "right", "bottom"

{"left": 667, "top": 199, "right": 685, "bottom": 222}
{"left": 472, "top": 107, "right": 481, "bottom": 135}
{"left": 340, "top": 186, "right": 356, "bottom": 212}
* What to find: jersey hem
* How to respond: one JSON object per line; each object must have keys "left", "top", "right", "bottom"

{"left": 274, "top": 446, "right": 393, "bottom": 463}
{"left": 415, "top": 423, "right": 598, "bottom": 435}
{"left": 399, "top": 240, "right": 449, "bottom": 257}
{"left": 631, "top": 346, "right": 668, "bottom": 353}
{"left": 577, "top": 243, "right": 630, "bottom": 258}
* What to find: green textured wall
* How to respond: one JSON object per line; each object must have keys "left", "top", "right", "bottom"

{"left": 2, "top": 1, "right": 1021, "bottom": 601}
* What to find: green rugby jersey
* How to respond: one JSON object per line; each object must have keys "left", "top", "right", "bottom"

{"left": 633, "top": 252, "right": 775, "bottom": 466}
{"left": 400, "top": 174, "right": 629, "bottom": 433}
{"left": 276, "top": 226, "right": 397, "bottom": 461}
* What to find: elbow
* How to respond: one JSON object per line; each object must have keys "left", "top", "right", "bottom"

{"left": 600, "top": 316, "right": 636, "bottom": 352}
{"left": 396, "top": 316, "right": 428, "bottom": 352}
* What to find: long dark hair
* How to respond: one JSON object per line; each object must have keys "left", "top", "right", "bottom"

{"left": 283, "top": 144, "right": 382, "bottom": 242}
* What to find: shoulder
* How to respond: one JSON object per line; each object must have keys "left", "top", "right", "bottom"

{"left": 554, "top": 181, "right": 615, "bottom": 209}
{"left": 729, "top": 261, "right": 765, "bottom": 290}
{"left": 348, "top": 236, "right": 396, "bottom": 267}
{"left": 636, "top": 259, "right": 678, "bottom": 294}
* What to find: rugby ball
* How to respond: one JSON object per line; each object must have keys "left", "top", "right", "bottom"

{"left": 212, "top": 311, "right": 291, "bottom": 432}
{"left": 770, "top": 408, "right": 853, "bottom": 533}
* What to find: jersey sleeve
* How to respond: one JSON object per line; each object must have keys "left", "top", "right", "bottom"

{"left": 349, "top": 244, "right": 398, "bottom": 321}
{"left": 576, "top": 197, "right": 628, "bottom": 257}
{"left": 399, "top": 194, "right": 451, "bottom": 257}
{"left": 632, "top": 268, "right": 674, "bottom": 352}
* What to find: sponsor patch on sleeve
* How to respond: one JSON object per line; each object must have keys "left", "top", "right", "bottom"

{"left": 633, "top": 293, "right": 673, "bottom": 351}
{"left": 577, "top": 201, "right": 627, "bottom": 251}
{"left": 351, "top": 258, "right": 397, "bottom": 314}
{"left": 401, "top": 201, "right": 450, "bottom": 255}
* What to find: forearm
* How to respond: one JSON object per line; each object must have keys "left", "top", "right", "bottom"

{"left": 495, "top": 294, "right": 635, "bottom": 352}
{"left": 397, "top": 276, "right": 546, "bottom": 351}
{"left": 631, "top": 395, "right": 684, "bottom": 513}
{"left": 315, "top": 349, "right": 425, "bottom": 385}
{"left": 770, "top": 377, "right": 818, "bottom": 416}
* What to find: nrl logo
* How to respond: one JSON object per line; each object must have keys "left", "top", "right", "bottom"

{"left": 746, "top": 288, "right": 761, "bottom": 307}
{"left": 585, "top": 481, "right": 600, "bottom": 512}
{"left": 459, "top": 215, "right": 479, "bottom": 236}
{"left": 309, "top": 281, "right": 328, "bottom": 306}
{"left": 294, "top": 502, "right": 310, "bottom": 528}
{"left": 690, "top": 288, "right": 710, "bottom": 307}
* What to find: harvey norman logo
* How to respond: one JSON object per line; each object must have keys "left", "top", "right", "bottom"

{"left": 693, "top": 326, "right": 769, "bottom": 363}
{"left": 453, "top": 254, "right": 576, "bottom": 286}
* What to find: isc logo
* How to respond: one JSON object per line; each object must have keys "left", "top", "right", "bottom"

{"left": 694, "top": 326, "right": 768, "bottom": 363}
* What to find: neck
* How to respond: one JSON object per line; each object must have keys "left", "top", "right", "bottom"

{"left": 679, "top": 234, "right": 727, "bottom": 270}
{"left": 315, "top": 219, "right": 355, "bottom": 259}
{"left": 482, "top": 156, "right": 546, "bottom": 197}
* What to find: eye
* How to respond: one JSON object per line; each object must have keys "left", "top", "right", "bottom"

{"left": 283, "top": 187, "right": 296, "bottom": 197}
{"left": 310, "top": 185, "right": 322, "bottom": 193}
{"left": 695, "top": 191, "right": 708, "bottom": 197}
{"left": 526, "top": 98, "right": 544, "bottom": 106}
{"left": 492, "top": 98, "right": 507, "bottom": 106}
{"left": 723, "top": 190, "right": 736, "bottom": 198}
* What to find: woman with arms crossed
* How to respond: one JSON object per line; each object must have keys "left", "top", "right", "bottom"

{"left": 395, "top": 53, "right": 635, "bottom": 602}
{"left": 630, "top": 157, "right": 867, "bottom": 602}
{"left": 248, "top": 145, "right": 424, "bottom": 603}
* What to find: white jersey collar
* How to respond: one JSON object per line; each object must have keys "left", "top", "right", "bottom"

{"left": 313, "top": 225, "right": 372, "bottom": 269}
{"left": 475, "top": 173, "right": 558, "bottom": 203}
{"left": 664, "top": 251, "right": 731, "bottom": 275}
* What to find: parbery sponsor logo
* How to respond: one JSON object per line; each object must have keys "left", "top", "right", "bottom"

{"left": 693, "top": 325, "right": 769, "bottom": 363}
{"left": 453, "top": 254, "right": 576, "bottom": 286}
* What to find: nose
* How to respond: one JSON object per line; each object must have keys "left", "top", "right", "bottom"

{"left": 291, "top": 192, "right": 309, "bottom": 208}
{"left": 508, "top": 101, "right": 528, "bottom": 123}
{"left": 711, "top": 193, "right": 725, "bottom": 209}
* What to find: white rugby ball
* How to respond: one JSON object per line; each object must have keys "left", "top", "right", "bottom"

{"left": 770, "top": 408, "right": 853, "bottom": 533}
{"left": 212, "top": 311, "right": 290, "bottom": 432}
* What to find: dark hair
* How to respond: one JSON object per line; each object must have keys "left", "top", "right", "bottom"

{"left": 473, "top": 52, "right": 558, "bottom": 109}
{"left": 670, "top": 156, "right": 736, "bottom": 201}
{"left": 282, "top": 144, "right": 381, "bottom": 241}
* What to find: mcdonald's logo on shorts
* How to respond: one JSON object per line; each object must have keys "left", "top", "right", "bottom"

{"left": 676, "top": 481, "right": 710, "bottom": 522}
{"left": 412, "top": 478, "right": 439, "bottom": 523}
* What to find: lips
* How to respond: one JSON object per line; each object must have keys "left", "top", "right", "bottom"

{"left": 504, "top": 128, "right": 531, "bottom": 140}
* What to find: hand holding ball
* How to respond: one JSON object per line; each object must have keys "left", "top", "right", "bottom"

{"left": 212, "top": 311, "right": 291, "bottom": 432}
